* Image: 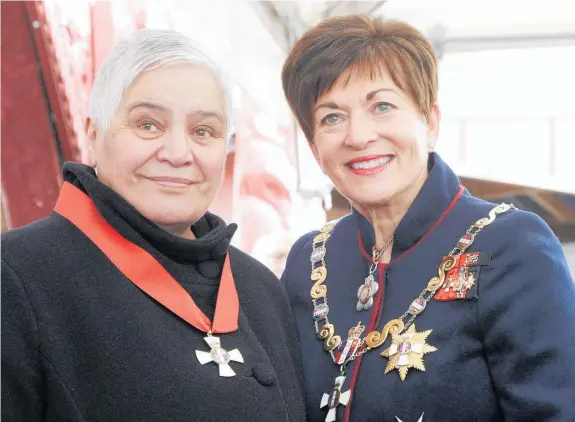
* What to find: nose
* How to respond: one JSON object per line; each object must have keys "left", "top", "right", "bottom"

{"left": 156, "top": 127, "right": 193, "bottom": 167}
{"left": 344, "top": 113, "right": 377, "bottom": 150}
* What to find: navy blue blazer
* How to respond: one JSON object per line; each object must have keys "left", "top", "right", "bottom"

{"left": 282, "top": 153, "right": 575, "bottom": 422}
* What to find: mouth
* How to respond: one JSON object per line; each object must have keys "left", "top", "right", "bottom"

{"left": 146, "top": 176, "right": 195, "bottom": 188}
{"left": 345, "top": 155, "right": 394, "bottom": 176}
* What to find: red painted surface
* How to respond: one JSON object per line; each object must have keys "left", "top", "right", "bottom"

{"left": 1, "top": 1, "right": 63, "bottom": 228}
{"left": 40, "top": 0, "right": 95, "bottom": 163}
{"left": 25, "top": 1, "right": 80, "bottom": 163}
{"left": 0, "top": 0, "right": 130, "bottom": 229}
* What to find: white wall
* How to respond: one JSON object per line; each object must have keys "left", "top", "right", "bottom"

{"left": 562, "top": 243, "right": 575, "bottom": 277}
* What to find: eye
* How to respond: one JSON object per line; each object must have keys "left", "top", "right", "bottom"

{"left": 138, "top": 122, "right": 160, "bottom": 134}
{"left": 194, "top": 127, "right": 214, "bottom": 138}
{"left": 139, "top": 122, "right": 159, "bottom": 131}
{"left": 321, "top": 114, "right": 342, "bottom": 126}
{"left": 374, "top": 102, "right": 393, "bottom": 114}
{"left": 135, "top": 120, "right": 163, "bottom": 138}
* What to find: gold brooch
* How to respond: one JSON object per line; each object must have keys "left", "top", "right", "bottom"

{"left": 381, "top": 324, "right": 437, "bottom": 381}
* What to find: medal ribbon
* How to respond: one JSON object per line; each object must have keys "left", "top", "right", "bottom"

{"left": 54, "top": 182, "right": 239, "bottom": 334}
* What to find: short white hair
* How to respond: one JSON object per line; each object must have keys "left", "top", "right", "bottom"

{"left": 88, "top": 29, "right": 233, "bottom": 140}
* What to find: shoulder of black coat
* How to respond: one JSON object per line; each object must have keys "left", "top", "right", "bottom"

{"left": 1, "top": 213, "right": 73, "bottom": 264}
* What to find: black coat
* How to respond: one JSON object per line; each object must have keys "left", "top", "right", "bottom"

{"left": 2, "top": 163, "right": 306, "bottom": 422}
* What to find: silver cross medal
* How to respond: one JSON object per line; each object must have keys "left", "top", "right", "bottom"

{"left": 320, "top": 375, "right": 351, "bottom": 422}
{"left": 195, "top": 336, "right": 244, "bottom": 377}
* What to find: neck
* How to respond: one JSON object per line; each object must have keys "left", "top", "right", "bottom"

{"left": 158, "top": 223, "right": 196, "bottom": 240}
{"left": 355, "top": 167, "right": 428, "bottom": 252}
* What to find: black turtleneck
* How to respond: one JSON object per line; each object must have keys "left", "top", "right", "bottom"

{"left": 2, "top": 163, "right": 306, "bottom": 422}
{"left": 63, "top": 162, "right": 236, "bottom": 321}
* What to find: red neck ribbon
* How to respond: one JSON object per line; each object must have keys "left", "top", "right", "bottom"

{"left": 54, "top": 182, "right": 239, "bottom": 334}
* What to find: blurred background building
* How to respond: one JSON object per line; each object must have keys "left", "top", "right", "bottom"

{"left": 2, "top": 0, "right": 574, "bottom": 274}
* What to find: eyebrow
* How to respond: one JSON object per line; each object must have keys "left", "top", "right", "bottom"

{"left": 188, "top": 111, "right": 226, "bottom": 124}
{"left": 314, "top": 88, "right": 398, "bottom": 113}
{"left": 127, "top": 101, "right": 168, "bottom": 114}
{"left": 127, "top": 101, "right": 225, "bottom": 123}
{"left": 366, "top": 88, "right": 396, "bottom": 100}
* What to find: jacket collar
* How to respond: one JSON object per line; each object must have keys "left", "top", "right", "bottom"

{"left": 60, "top": 162, "right": 236, "bottom": 266}
{"left": 353, "top": 153, "right": 463, "bottom": 260}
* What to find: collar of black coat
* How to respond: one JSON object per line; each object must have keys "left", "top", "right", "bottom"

{"left": 60, "top": 163, "right": 237, "bottom": 273}
{"left": 352, "top": 152, "right": 464, "bottom": 261}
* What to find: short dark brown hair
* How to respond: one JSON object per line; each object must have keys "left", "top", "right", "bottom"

{"left": 281, "top": 15, "right": 438, "bottom": 141}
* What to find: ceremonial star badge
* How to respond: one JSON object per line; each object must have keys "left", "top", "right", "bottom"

{"left": 381, "top": 324, "right": 437, "bottom": 381}
{"left": 195, "top": 336, "right": 244, "bottom": 377}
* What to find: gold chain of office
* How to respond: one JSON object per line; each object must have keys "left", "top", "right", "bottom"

{"left": 309, "top": 202, "right": 516, "bottom": 373}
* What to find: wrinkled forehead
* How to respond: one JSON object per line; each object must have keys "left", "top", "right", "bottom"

{"left": 122, "top": 64, "right": 226, "bottom": 115}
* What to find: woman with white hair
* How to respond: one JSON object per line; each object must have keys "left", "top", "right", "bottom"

{"left": 1, "top": 29, "right": 306, "bottom": 421}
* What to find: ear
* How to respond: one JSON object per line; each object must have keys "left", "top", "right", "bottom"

{"left": 427, "top": 103, "right": 441, "bottom": 151}
{"left": 84, "top": 117, "right": 98, "bottom": 167}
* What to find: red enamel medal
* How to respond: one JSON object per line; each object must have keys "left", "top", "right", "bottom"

{"left": 434, "top": 252, "right": 490, "bottom": 301}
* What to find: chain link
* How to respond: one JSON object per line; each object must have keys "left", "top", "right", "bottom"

{"left": 396, "top": 222, "right": 488, "bottom": 331}
{"left": 309, "top": 203, "right": 515, "bottom": 370}
{"left": 311, "top": 253, "right": 338, "bottom": 362}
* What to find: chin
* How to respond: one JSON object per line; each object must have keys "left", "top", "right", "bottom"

{"left": 343, "top": 185, "right": 398, "bottom": 209}
{"left": 139, "top": 206, "right": 203, "bottom": 228}
{"left": 352, "top": 196, "right": 392, "bottom": 211}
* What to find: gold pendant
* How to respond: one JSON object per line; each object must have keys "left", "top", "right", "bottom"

{"left": 380, "top": 324, "right": 437, "bottom": 381}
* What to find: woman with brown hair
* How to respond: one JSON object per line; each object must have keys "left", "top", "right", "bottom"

{"left": 280, "top": 14, "right": 575, "bottom": 422}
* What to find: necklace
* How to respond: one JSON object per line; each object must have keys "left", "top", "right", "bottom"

{"left": 310, "top": 203, "right": 515, "bottom": 421}
{"left": 356, "top": 235, "right": 394, "bottom": 312}
{"left": 55, "top": 182, "right": 244, "bottom": 378}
